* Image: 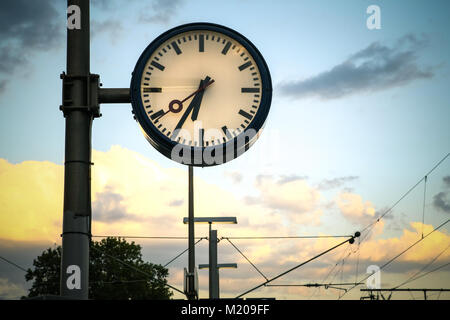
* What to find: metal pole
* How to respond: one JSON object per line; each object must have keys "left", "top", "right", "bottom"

{"left": 208, "top": 223, "right": 212, "bottom": 298}
{"left": 210, "top": 229, "right": 219, "bottom": 299}
{"left": 187, "top": 165, "right": 196, "bottom": 299}
{"left": 60, "top": 0, "right": 92, "bottom": 299}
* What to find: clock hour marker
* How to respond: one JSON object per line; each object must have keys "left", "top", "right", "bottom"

{"left": 199, "top": 34, "right": 204, "bottom": 52}
{"left": 238, "top": 61, "right": 252, "bottom": 71}
{"left": 222, "top": 41, "right": 232, "bottom": 55}
{"left": 143, "top": 87, "right": 162, "bottom": 93}
{"left": 241, "top": 87, "right": 260, "bottom": 93}
{"left": 239, "top": 109, "right": 253, "bottom": 120}
{"left": 222, "top": 126, "right": 232, "bottom": 139}
{"left": 171, "top": 41, "right": 182, "bottom": 55}
{"left": 150, "top": 109, "right": 165, "bottom": 121}
{"left": 150, "top": 60, "right": 165, "bottom": 71}
{"left": 199, "top": 128, "right": 204, "bottom": 146}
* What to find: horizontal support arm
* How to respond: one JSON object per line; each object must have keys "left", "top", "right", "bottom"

{"left": 98, "top": 88, "right": 130, "bottom": 104}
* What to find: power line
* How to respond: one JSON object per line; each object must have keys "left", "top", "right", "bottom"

{"left": 92, "top": 235, "right": 200, "bottom": 239}
{"left": 360, "top": 152, "right": 449, "bottom": 235}
{"left": 339, "top": 219, "right": 449, "bottom": 300}
{"left": 267, "top": 282, "right": 364, "bottom": 293}
{"left": 421, "top": 175, "right": 428, "bottom": 238}
{"left": 223, "top": 237, "right": 269, "bottom": 281}
{"left": 398, "top": 261, "right": 450, "bottom": 288}
{"left": 0, "top": 256, "right": 28, "bottom": 273}
{"left": 235, "top": 232, "right": 360, "bottom": 299}
{"left": 267, "top": 282, "right": 364, "bottom": 287}
{"left": 394, "top": 242, "right": 450, "bottom": 289}
{"left": 221, "top": 235, "right": 353, "bottom": 240}
{"left": 163, "top": 237, "right": 206, "bottom": 267}
{"left": 308, "top": 242, "right": 353, "bottom": 300}
{"left": 92, "top": 235, "right": 352, "bottom": 240}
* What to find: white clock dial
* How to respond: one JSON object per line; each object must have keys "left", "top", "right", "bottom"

{"left": 139, "top": 30, "right": 262, "bottom": 147}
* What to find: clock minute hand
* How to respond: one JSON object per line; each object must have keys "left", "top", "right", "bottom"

{"left": 191, "top": 76, "right": 211, "bottom": 121}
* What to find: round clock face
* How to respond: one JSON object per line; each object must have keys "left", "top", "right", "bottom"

{"left": 130, "top": 23, "right": 272, "bottom": 166}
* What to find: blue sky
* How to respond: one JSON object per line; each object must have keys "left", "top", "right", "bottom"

{"left": 0, "top": 0, "right": 449, "bottom": 300}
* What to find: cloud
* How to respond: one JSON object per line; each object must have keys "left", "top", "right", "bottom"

{"left": 357, "top": 222, "right": 450, "bottom": 263}
{"left": 318, "top": 176, "right": 358, "bottom": 190}
{"left": 250, "top": 175, "right": 322, "bottom": 226}
{"left": 278, "top": 174, "right": 308, "bottom": 185}
{"left": 432, "top": 176, "right": 450, "bottom": 214}
{"left": 92, "top": 185, "right": 141, "bottom": 222}
{"left": 139, "top": 0, "right": 184, "bottom": 24}
{"left": 336, "top": 192, "right": 376, "bottom": 225}
{"left": 1, "top": 149, "right": 449, "bottom": 299}
{"left": 279, "top": 34, "right": 434, "bottom": 100}
{"left": 433, "top": 192, "right": 450, "bottom": 214}
{"left": 0, "top": 0, "right": 63, "bottom": 91}
{"left": 0, "top": 278, "right": 27, "bottom": 300}
{"left": 443, "top": 176, "right": 450, "bottom": 188}
{"left": 168, "top": 199, "right": 184, "bottom": 207}
{"left": 224, "top": 171, "right": 243, "bottom": 184}
{"left": 91, "top": 19, "right": 124, "bottom": 44}
{"left": 0, "top": 158, "right": 63, "bottom": 242}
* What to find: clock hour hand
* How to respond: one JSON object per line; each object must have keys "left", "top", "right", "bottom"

{"left": 191, "top": 76, "right": 211, "bottom": 121}
{"left": 171, "top": 83, "right": 203, "bottom": 140}
{"left": 171, "top": 76, "right": 212, "bottom": 140}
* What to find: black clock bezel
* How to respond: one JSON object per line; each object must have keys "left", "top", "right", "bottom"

{"left": 130, "top": 22, "right": 272, "bottom": 167}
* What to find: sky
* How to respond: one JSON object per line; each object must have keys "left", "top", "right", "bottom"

{"left": 0, "top": 0, "right": 449, "bottom": 300}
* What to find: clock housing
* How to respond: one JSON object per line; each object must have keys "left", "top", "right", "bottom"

{"left": 130, "top": 22, "right": 272, "bottom": 166}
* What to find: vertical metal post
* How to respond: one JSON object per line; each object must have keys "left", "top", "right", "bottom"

{"left": 187, "top": 165, "right": 196, "bottom": 300}
{"left": 209, "top": 229, "right": 219, "bottom": 299}
{"left": 60, "top": 0, "right": 92, "bottom": 299}
{"left": 208, "top": 223, "right": 212, "bottom": 298}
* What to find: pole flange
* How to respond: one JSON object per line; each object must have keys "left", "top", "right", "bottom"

{"left": 60, "top": 72, "right": 101, "bottom": 118}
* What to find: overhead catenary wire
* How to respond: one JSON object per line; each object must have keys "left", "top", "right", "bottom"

{"left": 360, "top": 152, "right": 449, "bottom": 235}
{"left": 222, "top": 235, "right": 353, "bottom": 239}
{"left": 421, "top": 175, "right": 428, "bottom": 238}
{"left": 267, "top": 282, "right": 364, "bottom": 293}
{"left": 91, "top": 235, "right": 203, "bottom": 239}
{"left": 163, "top": 237, "right": 206, "bottom": 267}
{"left": 393, "top": 242, "right": 450, "bottom": 289}
{"left": 235, "top": 232, "right": 359, "bottom": 299}
{"left": 397, "top": 261, "right": 450, "bottom": 288}
{"left": 267, "top": 282, "right": 364, "bottom": 287}
{"left": 304, "top": 153, "right": 450, "bottom": 300}
{"left": 354, "top": 235, "right": 361, "bottom": 286}
{"left": 91, "top": 235, "right": 352, "bottom": 240}
{"left": 339, "top": 219, "right": 450, "bottom": 300}
{"left": 307, "top": 242, "right": 354, "bottom": 300}
{"left": 223, "top": 237, "right": 269, "bottom": 281}
{"left": 331, "top": 153, "right": 450, "bottom": 299}
{"left": 0, "top": 255, "right": 28, "bottom": 273}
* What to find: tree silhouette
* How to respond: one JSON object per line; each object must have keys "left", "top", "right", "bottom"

{"left": 25, "top": 237, "right": 173, "bottom": 299}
